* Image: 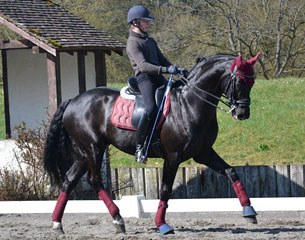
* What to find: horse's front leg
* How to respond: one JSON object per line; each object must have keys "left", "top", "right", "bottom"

{"left": 155, "top": 155, "right": 180, "bottom": 235}
{"left": 52, "top": 161, "right": 87, "bottom": 234}
{"left": 193, "top": 148, "right": 257, "bottom": 223}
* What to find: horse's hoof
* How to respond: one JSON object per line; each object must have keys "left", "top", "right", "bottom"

{"left": 243, "top": 206, "right": 257, "bottom": 217}
{"left": 243, "top": 206, "right": 258, "bottom": 224}
{"left": 159, "top": 224, "right": 174, "bottom": 235}
{"left": 52, "top": 222, "right": 65, "bottom": 234}
{"left": 113, "top": 217, "right": 126, "bottom": 233}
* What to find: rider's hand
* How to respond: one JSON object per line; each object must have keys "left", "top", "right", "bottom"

{"left": 167, "top": 65, "right": 179, "bottom": 75}
{"left": 179, "top": 68, "right": 189, "bottom": 78}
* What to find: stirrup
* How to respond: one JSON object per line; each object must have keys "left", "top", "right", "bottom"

{"left": 135, "top": 148, "right": 147, "bottom": 163}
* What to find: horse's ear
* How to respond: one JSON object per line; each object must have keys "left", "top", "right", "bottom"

{"left": 196, "top": 57, "right": 202, "bottom": 63}
{"left": 231, "top": 55, "right": 243, "bottom": 72}
{"left": 236, "top": 55, "right": 243, "bottom": 67}
{"left": 248, "top": 52, "right": 260, "bottom": 65}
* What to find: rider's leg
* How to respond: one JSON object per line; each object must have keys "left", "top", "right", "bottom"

{"left": 135, "top": 75, "right": 157, "bottom": 162}
{"left": 135, "top": 111, "right": 151, "bottom": 162}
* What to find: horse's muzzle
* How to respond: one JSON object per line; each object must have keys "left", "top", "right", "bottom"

{"left": 232, "top": 106, "right": 250, "bottom": 120}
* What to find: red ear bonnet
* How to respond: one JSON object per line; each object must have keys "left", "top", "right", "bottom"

{"left": 247, "top": 52, "right": 260, "bottom": 66}
{"left": 230, "top": 53, "right": 260, "bottom": 87}
{"left": 231, "top": 55, "right": 242, "bottom": 72}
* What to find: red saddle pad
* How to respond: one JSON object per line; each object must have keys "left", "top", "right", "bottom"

{"left": 110, "top": 94, "right": 171, "bottom": 131}
{"left": 111, "top": 96, "right": 136, "bottom": 130}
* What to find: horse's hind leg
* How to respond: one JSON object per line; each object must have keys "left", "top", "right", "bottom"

{"left": 88, "top": 144, "right": 125, "bottom": 233}
{"left": 52, "top": 161, "right": 87, "bottom": 233}
{"left": 193, "top": 148, "right": 257, "bottom": 223}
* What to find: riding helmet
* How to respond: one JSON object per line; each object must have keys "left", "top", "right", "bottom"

{"left": 127, "top": 5, "right": 154, "bottom": 24}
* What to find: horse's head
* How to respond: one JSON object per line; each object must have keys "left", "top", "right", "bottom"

{"left": 225, "top": 53, "right": 260, "bottom": 120}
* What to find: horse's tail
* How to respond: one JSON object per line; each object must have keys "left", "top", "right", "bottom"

{"left": 43, "top": 99, "right": 72, "bottom": 187}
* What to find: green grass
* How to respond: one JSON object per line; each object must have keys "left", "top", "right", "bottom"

{"left": 1, "top": 78, "right": 304, "bottom": 167}
{"left": 213, "top": 78, "right": 305, "bottom": 166}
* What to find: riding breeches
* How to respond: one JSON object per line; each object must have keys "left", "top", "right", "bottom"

{"left": 136, "top": 73, "right": 165, "bottom": 119}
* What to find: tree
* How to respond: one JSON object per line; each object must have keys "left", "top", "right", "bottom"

{"left": 188, "top": 0, "right": 305, "bottom": 78}
{"left": 2, "top": 0, "right": 305, "bottom": 79}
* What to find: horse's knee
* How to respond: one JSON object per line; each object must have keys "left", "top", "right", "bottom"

{"left": 225, "top": 167, "right": 239, "bottom": 183}
{"left": 160, "top": 184, "right": 172, "bottom": 201}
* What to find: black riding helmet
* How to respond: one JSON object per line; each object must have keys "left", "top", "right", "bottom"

{"left": 127, "top": 5, "right": 154, "bottom": 24}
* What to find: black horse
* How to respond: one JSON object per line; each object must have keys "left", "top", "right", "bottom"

{"left": 44, "top": 53, "right": 260, "bottom": 235}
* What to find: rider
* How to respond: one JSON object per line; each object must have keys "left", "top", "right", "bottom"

{"left": 126, "top": 5, "right": 180, "bottom": 163}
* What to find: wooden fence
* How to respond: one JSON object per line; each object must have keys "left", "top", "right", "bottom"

{"left": 74, "top": 165, "right": 305, "bottom": 200}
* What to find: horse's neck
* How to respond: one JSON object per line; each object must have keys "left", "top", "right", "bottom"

{"left": 177, "top": 68, "right": 228, "bottom": 122}
{"left": 183, "top": 75, "right": 223, "bottom": 105}
{"left": 172, "top": 86, "right": 216, "bottom": 128}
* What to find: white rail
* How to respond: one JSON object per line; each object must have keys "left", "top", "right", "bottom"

{"left": 0, "top": 196, "right": 304, "bottom": 218}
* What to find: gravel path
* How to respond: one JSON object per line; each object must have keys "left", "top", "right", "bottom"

{"left": 1, "top": 211, "right": 305, "bottom": 239}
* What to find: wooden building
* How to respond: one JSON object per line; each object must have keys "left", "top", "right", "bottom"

{"left": 0, "top": 0, "right": 125, "bottom": 137}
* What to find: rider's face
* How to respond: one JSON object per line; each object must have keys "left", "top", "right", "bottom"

{"left": 139, "top": 19, "right": 152, "bottom": 32}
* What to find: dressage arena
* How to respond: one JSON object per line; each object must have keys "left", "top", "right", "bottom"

{"left": 1, "top": 143, "right": 305, "bottom": 239}
{"left": 0, "top": 198, "right": 305, "bottom": 239}
{"left": 1, "top": 211, "right": 305, "bottom": 239}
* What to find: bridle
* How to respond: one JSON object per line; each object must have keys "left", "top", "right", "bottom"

{"left": 179, "top": 64, "right": 255, "bottom": 114}
{"left": 225, "top": 65, "right": 254, "bottom": 108}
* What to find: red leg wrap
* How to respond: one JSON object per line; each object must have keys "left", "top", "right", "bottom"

{"left": 98, "top": 190, "right": 119, "bottom": 217}
{"left": 232, "top": 180, "right": 251, "bottom": 207}
{"left": 52, "top": 192, "right": 69, "bottom": 222}
{"left": 155, "top": 200, "right": 168, "bottom": 227}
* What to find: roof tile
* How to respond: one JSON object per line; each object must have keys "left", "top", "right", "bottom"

{"left": 0, "top": 0, "right": 125, "bottom": 52}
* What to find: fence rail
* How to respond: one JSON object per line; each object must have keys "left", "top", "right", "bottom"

{"left": 74, "top": 165, "right": 305, "bottom": 200}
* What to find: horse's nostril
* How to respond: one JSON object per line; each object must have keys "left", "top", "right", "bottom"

{"left": 237, "top": 112, "right": 250, "bottom": 120}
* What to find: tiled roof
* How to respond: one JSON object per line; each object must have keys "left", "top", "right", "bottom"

{"left": 0, "top": 0, "right": 125, "bottom": 54}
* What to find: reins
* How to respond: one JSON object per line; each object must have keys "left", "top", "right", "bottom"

{"left": 179, "top": 75, "right": 235, "bottom": 114}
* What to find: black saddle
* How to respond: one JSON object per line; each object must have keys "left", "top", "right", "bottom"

{"left": 122, "top": 77, "right": 166, "bottom": 128}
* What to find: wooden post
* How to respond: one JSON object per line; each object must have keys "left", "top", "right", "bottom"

{"left": 2, "top": 50, "right": 11, "bottom": 138}
{"left": 46, "top": 52, "right": 61, "bottom": 117}
{"left": 276, "top": 165, "right": 291, "bottom": 197}
{"left": 145, "top": 168, "right": 159, "bottom": 199}
{"left": 77, "top": 51, "right": 86, "bottom": 93}
{"left": 172, "top": 168, "right": 187, "bottom": 199}
{"left": 94, "top": 51, "right": 107, "bottom": 87}
{"left": 290, "top": 165, "right": 305, "bottom": 197}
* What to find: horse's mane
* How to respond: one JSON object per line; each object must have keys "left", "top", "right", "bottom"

{"left": 193, "top": 53, "right": 236, "bottom": 68}
{"left": 187, "top": 53, "right": 236, "bottom": 79}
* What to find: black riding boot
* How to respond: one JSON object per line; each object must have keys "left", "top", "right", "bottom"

{"left": 135, "top": 112, "right": 151, "bottom": 163}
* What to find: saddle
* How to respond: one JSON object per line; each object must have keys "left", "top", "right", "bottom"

{"left": 111, "top": 77, "right": 171, "bottom": 131}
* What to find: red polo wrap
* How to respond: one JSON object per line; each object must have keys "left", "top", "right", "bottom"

{"left": 52, "top": 191, "right": 69, "bottom": 222}
{"left": 98, "top": 190, "right": 119, "bottom": 217}
{"left": 232, "top": 180, "right": 251, "bottom": 207}
{"left": 154, "top": 200, "right": 168, "bottom": 227}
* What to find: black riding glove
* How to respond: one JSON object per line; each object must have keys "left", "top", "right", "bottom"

{"left": 167, "top": 65, "right": 179, "bottom": 74}
{"left": 179, "top": 68, "right": 189, "bottom": 78}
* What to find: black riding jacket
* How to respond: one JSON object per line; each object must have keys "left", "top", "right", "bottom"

{"left": 126, "top": 30, "right": 171, "bottom": 77}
